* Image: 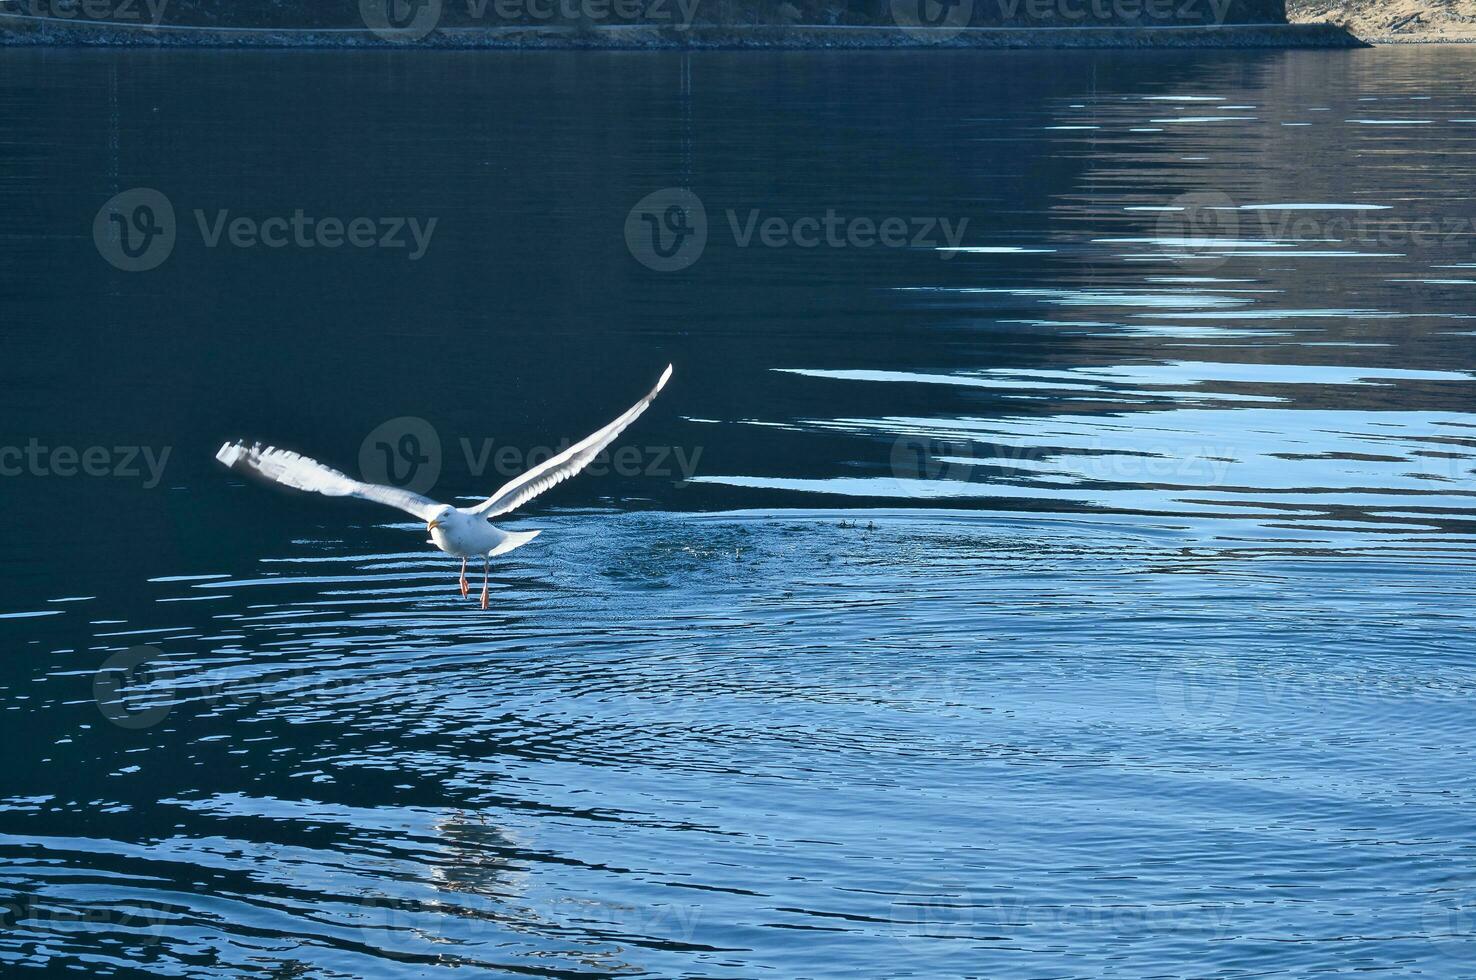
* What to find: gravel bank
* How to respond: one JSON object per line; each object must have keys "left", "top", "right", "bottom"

{"left": 1290, "top": 0, "right": 1476, "bottom": 42}
{"left": 0, "top": 17, "right": 1364, "bottom": 47}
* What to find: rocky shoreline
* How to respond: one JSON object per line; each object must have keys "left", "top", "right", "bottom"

{"left": 1289, "top": 2, "right": 1476, "bottom": 43}
{"left": 0, "top": 18, "right": 1365, "bottom": 48}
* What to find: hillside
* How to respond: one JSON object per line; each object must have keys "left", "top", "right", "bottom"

{"left": 1, "top": 0, "right": 1290, "bottom": 29}
{"left": 0, "top": 0, "right": 1368, "bottom": 45}
{"left": 1289, "top": 0, "right": 1476, "bottom": 40}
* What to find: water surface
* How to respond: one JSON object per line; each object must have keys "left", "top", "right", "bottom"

{"left": 1, "top": 45, "right": 1475, "bottom": 978}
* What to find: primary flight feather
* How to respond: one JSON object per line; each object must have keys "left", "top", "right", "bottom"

{"left": 216, "top": 364, "right": 673, "bottom": 608}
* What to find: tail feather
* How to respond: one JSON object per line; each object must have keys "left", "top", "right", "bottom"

{"left": 490, "top": 530, "right": 541, "bottom": 557}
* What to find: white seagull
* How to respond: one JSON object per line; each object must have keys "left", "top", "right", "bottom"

{"left": 216, "top": 364, "right": 673, "bottom": 608}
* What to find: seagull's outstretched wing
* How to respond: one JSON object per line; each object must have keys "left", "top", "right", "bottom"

{"left": 469, "top": 364, "right": 673, "bottom": 519}
{"left": 215, "top": 442, "right": 442, "bottom": 521}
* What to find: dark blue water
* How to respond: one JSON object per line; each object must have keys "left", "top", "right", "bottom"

{"left": 2, "top": 46, "right": 1475, "bottom": 977}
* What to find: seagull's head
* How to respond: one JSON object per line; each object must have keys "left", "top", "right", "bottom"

{"left": 427, "top": 506, "right": 456, "bottom": 534}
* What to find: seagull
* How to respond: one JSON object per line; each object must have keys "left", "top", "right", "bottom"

{"left": 216, "top": 364, "right": 673, "bottom": 609}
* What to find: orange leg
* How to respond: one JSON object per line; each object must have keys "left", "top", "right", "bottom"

{"left": 480, "top": 558, "right": 490, "bottom": 610}
{"left": 459, "top": 559, "right": 469, "bottom": 598}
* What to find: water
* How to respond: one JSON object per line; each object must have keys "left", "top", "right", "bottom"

{"left": 2, "top": 45, "right": 1475, "bottom": 977}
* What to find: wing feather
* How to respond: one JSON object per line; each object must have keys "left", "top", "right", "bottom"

{"left": 215, "top": 441, "right": 442, "bottom": 521}
{"left": 470, "top": 364, "right": 673, "bottom": 519}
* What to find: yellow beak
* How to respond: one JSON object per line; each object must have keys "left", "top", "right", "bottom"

{"left": 427, "top": 519, "right": 441, "bottom": 532}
